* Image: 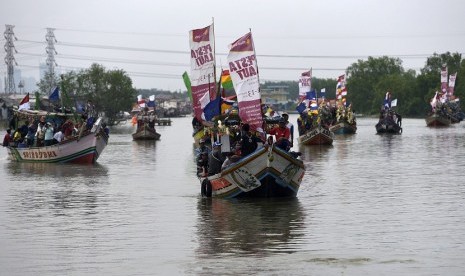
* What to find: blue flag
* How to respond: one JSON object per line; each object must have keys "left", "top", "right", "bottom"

{"left": 306, "top": 89, "right": 316, "bottom": 100}
{"left": 203, "top": 97, "right": 221, "bottom": 121}
{"left": 296, "top": 102, "right": 306, "bottom": 114}
{"left": 49, "top": 86, "right": 60, "bottom": 102}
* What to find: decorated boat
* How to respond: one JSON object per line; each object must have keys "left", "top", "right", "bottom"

{"left": 329, "top": 120, "right": 357, "bottom": 134}
{"left": 329, "top": 74, "right": 357, "bottom": 134}
{"left": 132, "top": 123, "right": 161, "bottom": 140}
{"left": 376, "top": 92, "right": 402, "bottom": 134}
{"left": 189, "top": 25, "right": 304, "bottom": 198}
{"left": 425, "top": 112, "right": 451, "bottom": 127}
{"left": 298, "top": 124, "right": 334, "bottom": 145}
{"left": 375, "top": 117, "right": 402, "bottom": 134}
{"left": 200, "top": 145, "right": 304, "bottom": 198}
{"left": 131, "top": 99, "right": 161, "bottom": 140}
{"left": 426, "top": 67, "right": 463, "bottom": 127}
{"left": 7, "top": 117, "right": 108, "bottom": 164}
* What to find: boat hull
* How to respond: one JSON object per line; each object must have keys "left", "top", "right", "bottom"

{"left": 298, "top": 126, "right": 334, "bottom": 145}
{"left": 375, "top": 119, "right": 402, "bottom": 134}
{"left": 201, "top": 146, "right": 305, "bottom": 199}
{"left": 7, "top": 130, "right": 108, "bottom": 164}
{"left": 425, "top": 114, "right": 451, "bottom": 127}
{"left": 132, "top": 125, "right": 161, "bottom": 140}
{"left": 329, "top": 121, "right": 357, "bottom": 134}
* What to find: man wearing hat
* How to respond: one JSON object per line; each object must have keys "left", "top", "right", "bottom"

{"left": 195, "top": 138, "right": 211, "bottom": 158}
{"left": 268, "top": 117, "right": 291, "bottom": 151}
{"left": 43, "top": 122, "right": 55, "bottom": 146}
{"left": 208, "top": 141, "right": 224, "bottom": 176}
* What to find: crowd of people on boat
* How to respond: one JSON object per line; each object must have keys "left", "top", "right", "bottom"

{"left": 2, "top": 101, "right": 108, "bottom": 148}
{"left": 132, "top": 107, "right": 157, "bottom": 131}
{"left": 296, "top": 103, "right": 356, "bottom": 136}
{"left": 195, "top": 113, "right": 295, "bottom": 178}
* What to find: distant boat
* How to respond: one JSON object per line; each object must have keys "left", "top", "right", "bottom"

{"left": 376, "top": 92, "right": 402, "bottom": 134}
{"left": 131, "top": 110, "right": 161, "bottom": 141}
{"left": 329, "top": 74, "right": 357, "bottom": 134}
{"left": 132, "top": 123, "right": 161, "bottom": 140}
{"left": 427, "top": 67, "right": 463, "bottom": 127}
{"left": 329, "top": 119, "right": 357, "bottom": 135}
{"left": 425, "top": 112, "right": 451, "bottom": 127}
{"left": 375, "top": 117, "right": 402, "bottom": 134}
{"left": 298, "top": 124, "right": 334, "bottom": 145}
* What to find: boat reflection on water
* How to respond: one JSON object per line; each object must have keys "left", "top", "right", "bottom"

{"left": 6, "top": 161, "right": 109, "bottom": 179}
{"left": 196, "top": 198, "right": 305, "bottom": 257}
{"left": 5, "top": 162, "right": 110, "bottom": 217}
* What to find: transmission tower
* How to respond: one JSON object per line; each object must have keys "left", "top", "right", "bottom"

{"left": 4, "top": 24, "right": 18, "bottom": 94}
{"left": 45, "top": 28, "right": 58, "bottom": 91}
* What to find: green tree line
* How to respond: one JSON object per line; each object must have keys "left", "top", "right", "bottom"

{"left": 37, "top": 64, "right": 136, "bottom": 124}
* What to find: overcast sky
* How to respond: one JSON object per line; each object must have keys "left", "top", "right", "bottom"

{"left": 1, "top": 0, "right": 465, "bottom": 92}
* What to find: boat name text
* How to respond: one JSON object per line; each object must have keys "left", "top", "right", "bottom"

{"left": 22, "top": 150, "right": 58, "bottom": 159}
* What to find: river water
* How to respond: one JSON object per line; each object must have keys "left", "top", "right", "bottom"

{"left": 1, "top": 115, "right": 465, "bottom": 275}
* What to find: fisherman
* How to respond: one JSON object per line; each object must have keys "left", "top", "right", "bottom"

{"left": 240, "top": 123, "right": 261, "bottom": 157}
{"left": 195, "top": 138, "right": 211, "bottom": 158}
{"left": 2, "top": 129, "right": 12, "bottom": 147}
{"left": 269, "top": 117, "right": 291, "bottom": 151}
{"left": 208, "top": 141, "right": 224, "bottom": 176}
{"left": 281, "top": 113, "right": 294, "bottom": 148}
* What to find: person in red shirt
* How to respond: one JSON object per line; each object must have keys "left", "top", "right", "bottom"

{"left": 268, "top": 118, "right": 291, "bottom": 151}
{"left": 2, "top": 129, "right": 12, "bottom": 147}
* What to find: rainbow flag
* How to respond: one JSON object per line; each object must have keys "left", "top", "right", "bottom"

{"left": 221, "top": 70, "right": 234, "bottom": 90}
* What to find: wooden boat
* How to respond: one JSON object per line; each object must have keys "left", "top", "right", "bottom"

{"left": 7, "top": 118, "right": 108, "bottom": 164}
{"left": 132, "top": 123, "right": 161, "bottom": 140}
{"left": 298, "top": 125, "right": 334, "bottom": 145}
{"left": 329, "top": 120, "right": 357, "bottom": 134}
{"left": 375, "top": 117, "right": 402, "bottom": 134}
{"left": 200, "top": 145, "right": 305, "bottom": 198}
{"left": 425, "top": 113, "right": 451, "bottom": 127}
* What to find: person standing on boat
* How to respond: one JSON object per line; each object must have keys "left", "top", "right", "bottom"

{"left": 197, "top": 151, "right": 209, "bottom": 177}
{"left": 44, "top": 122, "right": 55, "bottom": 146}
{"left": 281, "top": 113, "right": 294, "bottom": 148}
{"left": 240, "top": 123, "right": 261, "bottom": 157}
{"left": 53, "top": 126, "right": 64, "bottom": 144}
{"left": 35, "top": 117, "right": 46, "bottom": 147}
{"left": 208, "top": 141, "right": 224, "bottom": 176}
{"left": 2, "top": 129, "right": 12, "bottom": 147}
{"left": 269, "top": 117, "right": 291, "bottom": 151}
{"left": 195, "top": 138, "right": 211, "bottom": 158}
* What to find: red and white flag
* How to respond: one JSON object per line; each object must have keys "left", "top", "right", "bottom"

{"left": 189, "top": 24, "right": 216, "bottom": 121}
{"left": 440, "top": 66, "right": 448, "bottom": 94}
{"left": 299, "top": 69, "right": 312, "bottom": 99}
{"left": 18, "top": 93, "right": 30, "bottom": 111}
{"left": 227, "top": 32, "right": 263, "bottom": 133}
{"left": 137, "top": 95, "right": 146, "bottom": 107}
{"left": 448, "top": 73, "right": 457, "bottom": 96}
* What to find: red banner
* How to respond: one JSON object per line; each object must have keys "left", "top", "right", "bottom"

{"left": 227, "top": 32, "right": 263, "bottom": 132}
{"left": 189, "top": 24, "right": 216, "bottom": 121}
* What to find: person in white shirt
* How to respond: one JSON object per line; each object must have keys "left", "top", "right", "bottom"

{"left": 53, "top": 127, "right": 64, "bottom": 144}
